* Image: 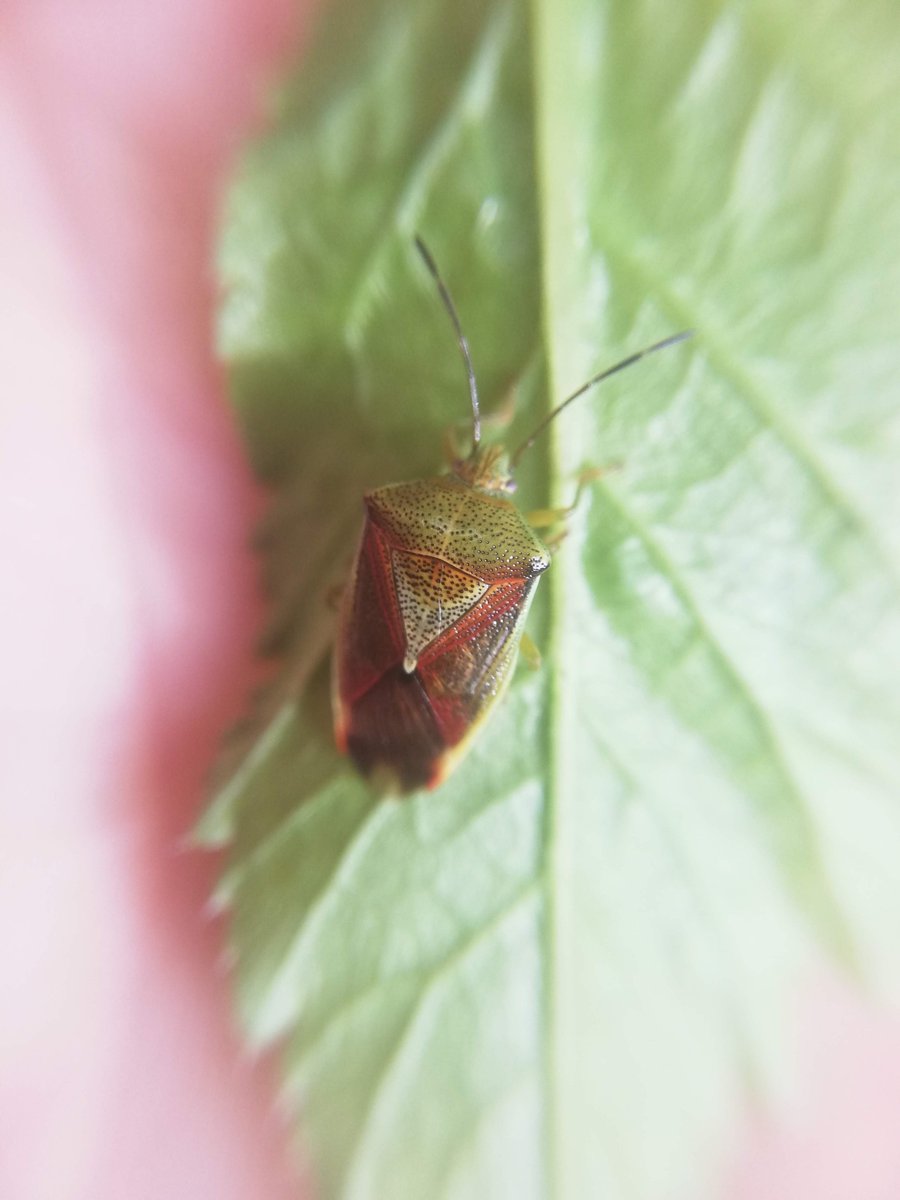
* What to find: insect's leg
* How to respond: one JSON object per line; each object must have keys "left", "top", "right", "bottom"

{"left": 527, "top": 465, "right": 618, "bottom": 529}
{"left": 528, "top": 464, "right": 622, "bottom": 551}
{"left": 518, "top": 631, "right": 542, "bottom": 670}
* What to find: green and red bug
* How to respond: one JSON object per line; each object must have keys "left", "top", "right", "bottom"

{"left": 333, "top": 238, "right": 690, "bottom": 792}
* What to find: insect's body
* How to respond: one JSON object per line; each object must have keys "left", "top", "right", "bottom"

{"left": 331, "top": 236, "right": 688, "bottom": 792}
{"left": 333, "top": 456, "right": 549, "bottom": 791}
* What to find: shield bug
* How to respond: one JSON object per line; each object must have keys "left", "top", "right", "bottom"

{"left": 332, "top": 238, "right": 690, "bottom": 792}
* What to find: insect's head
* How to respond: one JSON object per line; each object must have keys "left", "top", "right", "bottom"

{"left": 451, "top": 443, "right": 516, "bottom": 495}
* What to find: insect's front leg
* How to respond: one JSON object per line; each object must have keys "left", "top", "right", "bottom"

{"left": 526, "top": 465, "right": 620, "bottom": 547}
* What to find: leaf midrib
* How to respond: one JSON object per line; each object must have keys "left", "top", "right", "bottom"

{"left": 529, "top": 3, "right": 569, "bottom": 1197}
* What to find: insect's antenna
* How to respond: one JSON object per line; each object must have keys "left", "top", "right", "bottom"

{"left": 510, "top": 330, "right": 693, "bottom": 468}
{"left": 414, "top": 236, "right": 481, "bottom": 450}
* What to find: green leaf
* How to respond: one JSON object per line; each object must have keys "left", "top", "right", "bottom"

{"left": 202, "top": 0, "right": 900, "bottom": 1197}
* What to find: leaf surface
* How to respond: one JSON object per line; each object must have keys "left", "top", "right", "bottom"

{"left": 202, "top": 1, "right": 900, "bottom": 1196}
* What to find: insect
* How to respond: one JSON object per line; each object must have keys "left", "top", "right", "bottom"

{"left": 332, "top": 238, "right": 690, "bottom": 792}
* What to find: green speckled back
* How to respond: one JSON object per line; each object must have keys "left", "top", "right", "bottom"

{"left": 365, "top": 475, "right": 550, "bottom": 581}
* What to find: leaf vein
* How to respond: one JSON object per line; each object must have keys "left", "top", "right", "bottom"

{"left": 340, "top": 879, "right": 541, "bottom": 1193}
{"left": 591, "top": 217, "right": 900, "bottom": 592}
{"left": 596, "top": 478, "right": 856, "bottom": 960}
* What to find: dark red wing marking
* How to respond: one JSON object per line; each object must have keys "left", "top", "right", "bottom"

{"left": 417, "top": 578, "right": 530, "bottom": 746}
{"left": 337, "top": 520, "right": 534, "bottom": 789}
{"left": 345, "top": 667, "right": 445, "bottom": 792}
{"left": 338, "top": 523, "right": 406, "bottom": 705}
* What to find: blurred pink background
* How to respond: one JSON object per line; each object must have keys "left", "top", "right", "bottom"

{"left": 1, "top": 0, "right": 308, "bottom": 1196}
{"left": 2, "top": 2, "right": 899, "bottom": 1199}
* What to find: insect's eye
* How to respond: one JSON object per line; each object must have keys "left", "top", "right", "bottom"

{"left": 505, "top": 479, "right": 517, "bottom": 495}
